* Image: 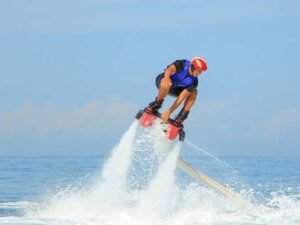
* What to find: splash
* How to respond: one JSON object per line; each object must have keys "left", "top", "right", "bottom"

{"left": 95, "top": 121, "right": 138, "bottom": 208}
{"left": 139, "top": 143, "right": 181, "bottom": 218}
{"left": 32, "top": 121, "right": 139, "bottom": 218}
{"left": 3, "top": 121, "right": 299, "bottom": 225}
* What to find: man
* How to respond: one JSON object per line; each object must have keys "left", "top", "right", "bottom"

{"left": 145, "top": 57, "right": 207, "bottom": 125}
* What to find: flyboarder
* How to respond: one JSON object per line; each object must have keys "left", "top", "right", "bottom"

{"left": 145, "top": 57, "right": 207, "bottom": 126}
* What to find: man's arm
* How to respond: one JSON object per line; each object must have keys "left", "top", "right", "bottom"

{"left": 160, "top": 64, "right": 176, "bottom": 88}
{"left": 161, "top": 89, "right": 191, "bottom": 122}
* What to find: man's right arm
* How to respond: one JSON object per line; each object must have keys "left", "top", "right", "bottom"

{"left": 164, "top": 64, "right": 176, "bottom": 78}
{"left": 160, "top": 64, "right": 176, "bottom": 88}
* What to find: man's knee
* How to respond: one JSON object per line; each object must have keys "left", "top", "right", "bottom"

{"left": 190, "top": 89, "right": 198, "bottom": 99}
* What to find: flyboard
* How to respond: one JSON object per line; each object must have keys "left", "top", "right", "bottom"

{"left": 135, "top": 110, "right": 186, "bottom": 141}
{"left": 136, "top": 109, "right": 254, "bottom": 208}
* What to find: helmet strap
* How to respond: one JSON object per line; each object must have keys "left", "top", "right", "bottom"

{"left": 190, "top": 65, "right": 195, "bottom": 73}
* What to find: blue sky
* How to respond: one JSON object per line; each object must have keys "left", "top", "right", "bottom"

{"left": 0, "top": 0, "right": 299, "bottom": 156}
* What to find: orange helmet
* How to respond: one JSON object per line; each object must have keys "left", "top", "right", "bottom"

{"left": 191, "top": 57, "right": 207, "bottom": 72}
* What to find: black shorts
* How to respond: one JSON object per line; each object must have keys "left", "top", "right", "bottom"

{"left": 155, "top": 73, "right": 185, "bottom": 97}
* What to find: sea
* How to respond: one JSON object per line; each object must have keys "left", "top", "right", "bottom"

{"left": 0, "top": 121, "right": 299, "bottom": 225}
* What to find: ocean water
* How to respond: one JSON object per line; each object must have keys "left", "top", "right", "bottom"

{"left": 0, "top": 121, "right": 299, "bottom": 225}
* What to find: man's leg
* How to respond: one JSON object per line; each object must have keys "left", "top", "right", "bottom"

{"left": 174, "top": 90, "right": 198, "bottom": 124}
{"left": 183, "top": 89, "right": 198, "bottom": 111}
{"left": 157, "top": 80, "right": 172, "bottom": 99}
{"left": 146, "top": 76, "right": 172, "bottom": 113}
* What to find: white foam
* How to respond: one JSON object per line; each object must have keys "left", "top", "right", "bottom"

{"left": 138, "top": 143, "right": 181, "bottom": 218}
{"left": 0, "top": 201, "right": 33, "bottom": 209}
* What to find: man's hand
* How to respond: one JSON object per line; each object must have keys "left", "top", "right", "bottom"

{"left": 161, "top": 110, "right": 171, "bottom": 122}
{"left": 160, "top": 77, "right": 172, "bottom": 88}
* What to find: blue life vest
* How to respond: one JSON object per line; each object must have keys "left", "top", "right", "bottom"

{"left": 169, "top": 60, "right": 196, "bottom": 88}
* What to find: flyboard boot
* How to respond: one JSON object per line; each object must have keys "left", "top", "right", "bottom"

{"left": 144, "top": 97, "right": 164, "bottom": 115}
{"left": 135, "top": 100, "right": 186, "bottom": 142}
{"left": 173, "top": 108, "right": 189, "bottom": 127}
{"left": 165, "top": 108, "right": 188, "bottom": 141}
{"left": 135, "top": 97, "right": 164, "bottom": 127}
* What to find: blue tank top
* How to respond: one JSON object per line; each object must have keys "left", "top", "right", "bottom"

{"left": 169, "top": 60, "right": 197, "bottom": 88}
